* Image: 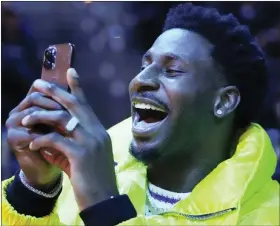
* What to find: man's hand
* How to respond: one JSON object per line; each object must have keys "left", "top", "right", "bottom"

{"left": 22, "top": 68, "right": 119, "bottom": 211}
{"left": 6, "top": 90, "right": 63, "bottom": 189}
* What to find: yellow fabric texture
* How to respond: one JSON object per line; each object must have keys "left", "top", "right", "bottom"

{"left": 2, "top": 118, "right": 279, "bottom": 225}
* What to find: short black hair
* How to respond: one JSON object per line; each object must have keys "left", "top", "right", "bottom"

{"left": 163, "top": 3, "right": 268, "bottom": 130}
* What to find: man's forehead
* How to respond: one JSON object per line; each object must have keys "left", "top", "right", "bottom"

{"left": 147, "top": 28, "right": 213, "bottom": 61}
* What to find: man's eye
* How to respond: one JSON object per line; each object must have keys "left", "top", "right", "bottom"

{"left": 164, "top": 69, "right": 183, "bottom": 75}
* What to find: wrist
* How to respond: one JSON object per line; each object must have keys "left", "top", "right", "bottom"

{"left": 76, "top": 188, "right": 119, "bottom": 211}
{"left": 6, "top": 170, "right": 62, "bottom": 217}
{"left": 19, "top": 170, "right": 63, "bottom": 198}
{"left": 25, "top": 171, "right": 62, "bottom": 192}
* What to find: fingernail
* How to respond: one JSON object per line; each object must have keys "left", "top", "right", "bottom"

{"left": 72, "top": 75, "right": 79, "bottom": 82}
{"left": 22, "top": 115, "right": 30, "bottom": 126}
{"left": 69, "top": 68, "right": 79, "bottom": 78}
{"left": 29, "top": 142, "right": 37, "bottom": 151}
{"left": 34, "top": 79, "right": 46, "bottom": 87}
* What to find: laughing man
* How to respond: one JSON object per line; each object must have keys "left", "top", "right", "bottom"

{"left": 2, "top": 3, "right": 279, "bottom": 226}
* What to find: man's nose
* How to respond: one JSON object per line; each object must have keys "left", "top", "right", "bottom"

{"left": 129, "top": 67, "right": 160, "bottom": 93}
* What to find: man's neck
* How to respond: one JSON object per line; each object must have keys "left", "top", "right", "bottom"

{"left": 147, "top": 128, "right": 234, "bottom": 193}
{"left": 147, "top": 156, "right": 222, "bottom": 193}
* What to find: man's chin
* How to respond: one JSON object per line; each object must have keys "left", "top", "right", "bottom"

{"left": 129, "top": 142, "right": 160, "bottom": 166}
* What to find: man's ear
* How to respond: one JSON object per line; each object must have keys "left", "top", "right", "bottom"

{"left": 213, "top": 86, "right": 241, "bottom": 118}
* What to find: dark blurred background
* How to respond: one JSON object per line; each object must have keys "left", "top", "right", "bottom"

{"left": 1, "top": 1, "right": 280, "bottom": 180}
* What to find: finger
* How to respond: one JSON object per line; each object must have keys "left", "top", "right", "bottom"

{"left": 66, "top": 69, "right": 103, "bottom": 129}
{"left": 21, "top": 110, "right": 71, "bottom": 129}
{"left": 21, "top": 110, "right": 87, "bottom": 140}
{"left": 29, "top": 132, "right": 82, "bottom": 160}
{"left": 7, "top": 128, "right": 41, "bottom": 151}
{"left": 66, "top": 68, "right": 101, "bottom": 128}
{"left": 32, "top": 79, "right": 83, "bottom": 116}
{"left": 6, "top": 106, "right": 45, "bottom": 128}
{"left": 40, "top": 149, "right": 70, "bottom": 172}
{"left": 9, "top": 91, "right": 62, "bottom": 116}
{"left": 67, "top": 68, "right": 87, "bottom": 104}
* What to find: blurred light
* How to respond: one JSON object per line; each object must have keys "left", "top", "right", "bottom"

{"left": 80, "top": 18, "right": 97, "bottom": 33}
{"left": 256, "top": 31, "right": 268, "bottom": 47}
{"left": 122, "top": 14, "right": 138, "bottom": 27}
{"left": 240, "top": 4, "right": 256, "bottom": 20}
{"left": 89, "top": 3, "right": 107, "bottom": 18}
{"left": 89, "top": 35, "right": 106, "bottom": 52}
{"left": 109, "top": 36, "right": 125, "bottom": 52}
{"left": 99, "top": 62, "right": 116, "bottom": 80}
{"left": 72, "top": 2, "right": 86, "bottom": 9}
{"left": 108, "top": 25, "right": 123, "bottom": 38}
{"left": 84, "top": 1, "right": 92, "bottom": 4}
{"left": 109, "top": 80, "right": 126, "bottom": 97}
{"left": 142, "top": 8, "right": 156, "bottom": 20}
{"left": 267, "top": 28, "right": 280, "bottom": 42}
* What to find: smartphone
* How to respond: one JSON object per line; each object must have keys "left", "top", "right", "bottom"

{"left": 41, "top": 43, "right": 75, "bottom": 91}
{"left": 32, "top": 43, "right": 75, "bottom": 133}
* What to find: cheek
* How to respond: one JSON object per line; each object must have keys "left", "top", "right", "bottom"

{"left": 168, "top": 89, "right": 214, "bottom": 128}
{"left": 164, "top": 76, "right": 197, "bottom": 105}
{"left": 167, "top": 86, "right": 197, "bottom": 119}
{"left": 167, "top": 94, "right": 196, "bottom": 128}
{"left": 162, "top": 76, "right": 214, "bottom": 124}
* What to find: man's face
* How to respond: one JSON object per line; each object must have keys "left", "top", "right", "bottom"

{"left": 129, "top": 28, "right": 222, "bottom": 165}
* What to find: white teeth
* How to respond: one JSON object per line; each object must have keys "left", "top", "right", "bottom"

{"left": 133, "top": 102, "right": 165, "bottom": 112}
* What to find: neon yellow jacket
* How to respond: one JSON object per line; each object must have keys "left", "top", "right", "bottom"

{"left": 2, "top": 118, "right": 279, "bottom": 225}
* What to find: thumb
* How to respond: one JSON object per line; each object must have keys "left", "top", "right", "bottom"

{"left": 67, "top": 68, "right": 87, "bottom": 103}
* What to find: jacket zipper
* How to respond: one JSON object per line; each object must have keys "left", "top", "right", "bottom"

{"left": 159, "top": 207, "right": 236, "bottom": 220}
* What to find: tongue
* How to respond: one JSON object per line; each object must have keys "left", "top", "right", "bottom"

{"left": 144, "top": 117, "right": 159, "bottom": 123}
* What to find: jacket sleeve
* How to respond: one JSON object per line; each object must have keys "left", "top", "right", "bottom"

{"left": 2, "top": 176, "right": 66, "bottom": 226}
{"left": 80, "top": 195, "right": 137, "bottom": 226}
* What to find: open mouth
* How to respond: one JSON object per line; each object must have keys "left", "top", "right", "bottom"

{"left": 132, "top": 99, "right": 168, "bottom": 135}
{"left": 134, "top": 107, "right": 167, "bottom": 123}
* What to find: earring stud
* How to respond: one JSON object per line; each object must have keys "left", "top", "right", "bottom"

{"left": 217, "top": 109, "right": 223, "bottom": 115}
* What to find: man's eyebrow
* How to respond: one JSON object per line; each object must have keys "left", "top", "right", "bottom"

{"left": 142, "top": 51, "right": 184, "bottom": 61}
{"left": 163, "top": 52, "right": 183, "bottom": 61}
{"left": 142, "top": 51, "right": 152, "bottom": 61}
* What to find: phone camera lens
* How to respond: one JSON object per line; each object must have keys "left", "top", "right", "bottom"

{"left": 43, "top": 60, "right": 52, "bottom": 70}
{"left": 43, "top": 46, "right": 57, "bottom": 70}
